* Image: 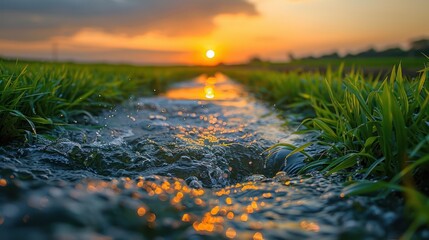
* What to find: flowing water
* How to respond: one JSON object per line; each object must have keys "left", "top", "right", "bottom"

{"left": 0, "top": 74, "right": 409, "bottom": 239}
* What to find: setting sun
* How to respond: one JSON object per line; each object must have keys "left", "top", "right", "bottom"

{"left": 206, "top": 50, "right": 215, "bottom": 59}
{"left": 1, "top": 1, "right": 428, "bottom": 239}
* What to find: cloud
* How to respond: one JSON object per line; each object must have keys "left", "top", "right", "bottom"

{"left": 0, "top": 0, "right": 257, "bottom": 41}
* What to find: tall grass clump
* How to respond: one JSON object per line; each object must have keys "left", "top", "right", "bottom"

{"left": 0, "top": 60, "right": 206, "bottom": 144}
{"left": 225, "top": 63, "right": 429, "bottom": 235}
{"left": 301, "top": 65, "right": 428, "bottom": 178}
{"left": 225, "top": 66, "right": 346, "bottom": 112}
{"left": 226, "top": 64, "right": 428, "bottom": 180}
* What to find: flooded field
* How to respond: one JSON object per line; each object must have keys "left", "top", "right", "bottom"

{"left": 0, "top": 74, "right": 406, "bottom": 239}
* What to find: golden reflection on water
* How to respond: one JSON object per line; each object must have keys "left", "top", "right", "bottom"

{"left": 164, "top": 73, "right": 245, "bottom": 103}
{"left": 0, "top": 178, "right": 7, "bottom": 187}
{"left": 163, "top": 73, "right": 251, "bottom": 147}
{"left": 204, "top": 76, "right": 217, "bottom": 99}
{"left": 14, "top": 175, "right": 325, "bottom": 238}
{"left": 204, "top": 85, "right": 215, "bottom": 99}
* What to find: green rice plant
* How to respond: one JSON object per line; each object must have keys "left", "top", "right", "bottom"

{"left": 0, "top": 60, "right": 206, "bottom": 143}
{"left": 296, "top": 65, "right": 428, "bottom": 179}
{"left": 228, "top": 63, "right": 429, "bottom": 236}
{"left": 225, "top": 63, "right": 428, "bottom": 178}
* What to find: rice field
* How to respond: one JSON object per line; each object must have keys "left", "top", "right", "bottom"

{"left": 224, "top": 62, "right": 429, "bottom": 237}
{"left": 1, "top": 58, "right": 429, "bottom": 237}
{"left": 0, "top": 60, "right": 210, "bottom": 143}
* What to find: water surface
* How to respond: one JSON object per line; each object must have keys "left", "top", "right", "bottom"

{"left": 0, "top": 74, "right": 404, "bottom": 239}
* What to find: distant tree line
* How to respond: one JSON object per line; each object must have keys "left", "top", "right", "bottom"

{"left": 300, "top": 38, "right": 429, "bottom": 60}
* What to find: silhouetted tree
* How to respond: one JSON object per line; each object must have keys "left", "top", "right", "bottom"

{"left": 411, "top": 39, "right": 429, "bottom": 50}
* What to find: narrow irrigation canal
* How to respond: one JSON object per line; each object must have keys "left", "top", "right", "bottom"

{"left": 0, "top": 74, "right": 404, "bottom": 239}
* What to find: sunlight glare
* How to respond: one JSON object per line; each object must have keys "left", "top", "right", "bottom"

{"left": 206, "top": 50, "right": 215, "bottom": 59}
{"left": 204, "top": 85, "right": 215, "bottom": 99}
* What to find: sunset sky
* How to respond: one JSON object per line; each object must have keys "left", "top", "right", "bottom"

{"left": 1, "top": 0, "right": 428, "bottom": 65}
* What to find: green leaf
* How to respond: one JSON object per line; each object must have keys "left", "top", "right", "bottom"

{"left": 362, "top": 156, "right": 385, "bottom": 179}
{"left": 9, "top": 110, "right": 36, "bottom": 134}
{"left": 312, "top": 118, "right": 338, "bottom": 140}
{"left": 326, "top": 153, "right": 359, "bottom": 174}
{"left": 342, "top": 181, "right": 391, "bottom": 196}
{"left": 286, "top": 142, "right": 313, "bottom": 159}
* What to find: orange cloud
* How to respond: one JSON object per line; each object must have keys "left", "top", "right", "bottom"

{"left": 0, "top": 0, "right": 257, "bottom": 41}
